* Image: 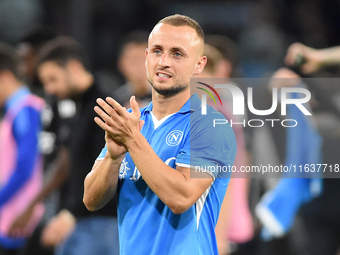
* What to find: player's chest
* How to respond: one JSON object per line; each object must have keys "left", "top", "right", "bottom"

{"left": 118, "top": 123, "right": 187, "bottom": 181}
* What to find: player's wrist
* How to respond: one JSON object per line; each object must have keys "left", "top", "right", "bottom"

{"left": 124, "top": 132, "right": 144, "bottom": 151}
{"left": 105, "top": 151, "right": 126, "bottom": 164}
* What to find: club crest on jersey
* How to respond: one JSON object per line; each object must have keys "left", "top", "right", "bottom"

{"left": 119, "top": 157, "right": 130, "bottom": 179}
{"left": 166, "top": 130, "right": 183, "bottom": 146}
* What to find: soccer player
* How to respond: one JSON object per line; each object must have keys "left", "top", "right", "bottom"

{"left": 83, "top": 14, "right": 237, "bottom": 255}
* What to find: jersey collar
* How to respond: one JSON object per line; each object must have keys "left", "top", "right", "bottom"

{"left": 144, "top": 101, "right": 153, "bottom": 114}
{"left": 179, "top": 93, "right": 201, "bottom": 114}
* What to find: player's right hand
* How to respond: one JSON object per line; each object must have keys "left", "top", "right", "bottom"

{"left": 94, "top": 97, "right": 144, "bottom": 160}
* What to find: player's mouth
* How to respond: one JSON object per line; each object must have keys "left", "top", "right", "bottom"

{"left": 156, "top": 71, "right": 172, "bottom": 79}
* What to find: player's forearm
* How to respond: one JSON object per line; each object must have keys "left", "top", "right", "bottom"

{"left": 125, "top": 133, "right": 201, "bottom": 214}
{"left": 83, "top": 154, "right": 121, "bottom": 211}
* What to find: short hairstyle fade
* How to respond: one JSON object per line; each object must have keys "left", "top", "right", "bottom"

{"left": 157, "top": 14, "right": 204, "bottom": 41}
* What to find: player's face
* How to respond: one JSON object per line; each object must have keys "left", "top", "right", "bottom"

{"left": 38, "top": 61, "right": 74, "bottom": 99}
{"left": 146, "top": 23, "right": 206, "bottom": 97}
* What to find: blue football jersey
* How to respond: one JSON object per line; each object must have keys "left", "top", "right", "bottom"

{"left": 97, "top": 93, "right": 237, "bottom": 255}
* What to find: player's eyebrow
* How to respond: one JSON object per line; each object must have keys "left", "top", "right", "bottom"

{"left": 170, "top": 46, "right": 189, "bottom": 56}
{"left": 150, "top": 44, "right": 163, "bottom": 49}
{"left": 150, "top": 44, "right": 187, "bottom": 53}
{"left": 171, "top": 47, "right": 185, "bottom": 52}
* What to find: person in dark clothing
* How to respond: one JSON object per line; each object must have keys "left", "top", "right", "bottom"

{"left": 10, "top": 36, "right": 119, "bottom": 255}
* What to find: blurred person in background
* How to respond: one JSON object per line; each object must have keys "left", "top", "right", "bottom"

{"left": 113, "top": 30, "right": 151, "bottom": 108}
{"left": 16, "top": 26, "right": 56, "bottom": 96}
{"left": 283, "top": 42, "right": 340, "bottom": 255}
{"left": 205, "top": 34, "right": 242, "bottom": 79}
{"left": 204, "top": 37, "right": 323, "bottom": 255}
{"left": 253, "top": 67, "right": 323, "bottom": 255}
{"left": 11, "top": 36, "right": 119, "bottom": 255}
{"left": 0, "top": 42, "right": 45, "bottom": 255}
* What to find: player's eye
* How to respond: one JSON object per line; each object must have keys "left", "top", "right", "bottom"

{"left": 173, "top": 52, "right": 182, "bottom": 57}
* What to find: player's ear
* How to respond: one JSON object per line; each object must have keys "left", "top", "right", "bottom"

{"left": 193, "top": 55, "right": 207, "bottom": 76}
{"left": 145, "top": 48, "right": 149, "bottom": 68}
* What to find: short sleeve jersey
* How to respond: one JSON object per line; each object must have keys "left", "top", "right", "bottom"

{"left": 97, "top": 93, "right": 237, "bottom": 255}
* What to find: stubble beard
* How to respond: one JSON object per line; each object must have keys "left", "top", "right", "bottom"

{"left": 148, "top": 78, "right": 188, "bottom": 97}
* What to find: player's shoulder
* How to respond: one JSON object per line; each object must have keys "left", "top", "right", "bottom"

{"left": 191, "top": 104, "right": 228, "bottom": 127}
{"left": 190, "top": 104, "right": 236, "bottom": 144}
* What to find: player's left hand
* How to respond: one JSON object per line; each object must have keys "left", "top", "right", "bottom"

{"left": 94, "top": 96, "right": 142, "bottom": 145}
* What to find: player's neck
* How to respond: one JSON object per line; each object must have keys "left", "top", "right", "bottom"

{"left": 151, "top": 89, "right": 190, "bottom": 120}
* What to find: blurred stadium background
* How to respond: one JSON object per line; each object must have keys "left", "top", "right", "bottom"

{"left": 1, "top": 0, "right": 339, "bottom": 89}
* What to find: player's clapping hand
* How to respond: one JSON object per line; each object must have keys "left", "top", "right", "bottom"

{"left": 94, "top": 96, "right": 144, "bottom": 157}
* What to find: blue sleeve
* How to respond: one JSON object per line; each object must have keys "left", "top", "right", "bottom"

{"left": 0, "top": 107, "right": 41, "bottom": 208}
{"left": 97, "top": 144, "right": 107, "bottom": 160}
{"left": 176, "top": 110, "right": 237, "bottom": 179}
